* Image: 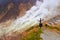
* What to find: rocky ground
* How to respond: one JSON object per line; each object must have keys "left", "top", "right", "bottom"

{"left": 41, "top": 23, "right": 60, "bottom": 40}
{"left": 41, "top": 28, "right": 60, "bottom": 40}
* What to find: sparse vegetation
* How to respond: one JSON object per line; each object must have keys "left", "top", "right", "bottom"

{"left": 21, "top": 26, "right": 43, "bottom": 40}
{"left": 45, "top": 24, "right": 60, "bottom": 31}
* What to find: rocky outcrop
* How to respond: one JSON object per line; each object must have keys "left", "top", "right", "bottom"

{"left": 0, "top": 0, "right": 36, "bottom": 28}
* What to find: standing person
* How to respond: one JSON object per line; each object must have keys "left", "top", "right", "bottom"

{"left": 39, "top": 18, "right": 43, "bottom": 28}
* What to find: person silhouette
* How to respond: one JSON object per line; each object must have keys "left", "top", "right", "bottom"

{"left": 39, "top": 18, "right": 43, "bottom": 28}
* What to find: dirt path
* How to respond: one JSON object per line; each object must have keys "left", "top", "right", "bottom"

{"left": 41, "top": 27, "right": 60, "bottom": 40}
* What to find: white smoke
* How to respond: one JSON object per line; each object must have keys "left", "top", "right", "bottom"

{"left": 13, "top": 0, "right": 60, "bottom": 26}
{"left": 0, "top": 0, "right": 60, "bottom": 36}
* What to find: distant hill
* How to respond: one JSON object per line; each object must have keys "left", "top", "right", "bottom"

{"left": 0, "top": 0, "right": 36, "bottom": 23}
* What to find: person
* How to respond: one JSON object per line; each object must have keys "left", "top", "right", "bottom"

{"left": 39, "top": 18, "right": 43, "bottom": 28}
